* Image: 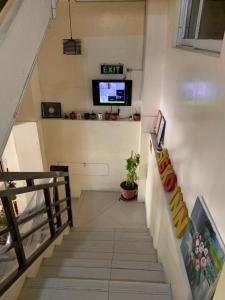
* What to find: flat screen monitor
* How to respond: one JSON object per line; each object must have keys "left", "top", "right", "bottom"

{"left": 92, "top": 80, "right": 132, "bottom": 106}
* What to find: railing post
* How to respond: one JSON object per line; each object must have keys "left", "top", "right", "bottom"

{"left": 52, "top": 180, "right": 62, "bottom": 229}
{"left": 1, "top": 196, "right": 26, "bottom": 268}
{"left": 50, "top": 166, "right": 73, "bottom": 227}
{"left": 43, "top": 188, "right": 56, "bottom": 238}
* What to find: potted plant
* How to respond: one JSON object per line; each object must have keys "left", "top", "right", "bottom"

{"left": 6, "top": 180, "right": 19, "bottom": 216}
{"left": 0, "top": 208, "right": 7, "bottom": 245}
{"left": 120, "top": 151, "right": 140, "bottom": 200}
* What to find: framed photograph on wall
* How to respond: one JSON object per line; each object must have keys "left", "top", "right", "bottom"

{"left": 181, "top": 197, "right": 225, "bottom": 300}
{"left": 157, "top": 116, "right": 166, "bottom": 147}
{"left": 154, "top": 110, "right": 162, "bottom": 135}
{"left": 41, "top": 102, "right": 62, "bottom": 118}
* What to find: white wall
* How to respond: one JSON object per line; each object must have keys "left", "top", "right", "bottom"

{"left": 145, "top": 135, "right": 192, "bottom": 300}
{"left": 143, "top": 0, "right": 225, "bottom": 298}
{"left": 13, "top": 123, "right": 44, "bottom": 172}
{"left": 37, "top": 1, "right": 145, "bottom": 117}
{"left": 1, "top": 123, "right": 44, "bottom": 211}
{"left": 0, "top": 0, "right": 52, "bottom": 156}
{"left": 161, "top": 0, "right": 225, "bottom": 243}
{"left": 138, "top": 0, "right": 168, "bottom": 201}
{"left": 40, "top": 119, "right": 141, "bottom": 197}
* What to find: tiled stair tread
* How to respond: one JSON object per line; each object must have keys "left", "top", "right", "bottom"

{"left": 114, "top": 253, "right": 158, "bottom": 262}
{"left": 37, "top": 266, "right": 164, "bottom": 282}
{"left": 56, "top": 241, "right": 156, "bottom": 255}
{"left": 38, "top": 266, "right": 111, "bottom": 280}
{"left": 24, "top": 278, "right": 170, "bottom": 294}
{"left": 111, "top": 261, "right": 162, "bottom": 271}
{"left": 110, "top": 269, "right": 165, "bottom": 283}
{"left": 64, "top": 232, "right": 114, "bottom": 241}
{"left": 109, "top": 293, "right": 171, "bottom": 300}
{"left": 52, "top": 251, "right": 158, "bottom": 262}
{"left": 20, "top": 279, "right": 172, "bottom": 300}
{"left": 51, "top": 250, "right": 114, "bottom": 260}
{"left": 43, "top": 257, "right": 162, "bottom": 271}
{"left": 72, "top": 228, "right": 149, "bottom": 233}
{"left": 43, "top": 258, "right": 112, "bottom": 268}
{"left": 18, "top": 228, "right": 172, "bottom": 300}
{"left": 24, "top": 278, "right": 109, "bottom": 290}
{"left": 19, "top": 289, "right": 108, "bottom": 300}
{"left": 109, "top": 281, "right": 171, "bottom": 294}
{"left": 65, "top": 232, "right": 152, "bottom": 242}
{"left": 61, "top": 240, "right": 114, "bottom": 247}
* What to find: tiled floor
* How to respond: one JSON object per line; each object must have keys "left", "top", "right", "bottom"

{"left": 72, "top": 191, "right": 146, "bottom": 229}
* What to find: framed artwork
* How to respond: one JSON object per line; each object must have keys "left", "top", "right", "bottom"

{"left": 181, "top": 197, "right": 225, "bottom": 300}
{"left": 41, "top": 102, "right": 62, "bottom": 118}
{"left": 154, "top": 110, "right": 162, "bottom": 135}
{"left": 157, "top": 116, "right": 166, "bottom": 147}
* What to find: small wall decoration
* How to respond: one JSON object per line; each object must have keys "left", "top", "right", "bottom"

{"left": 157, "top": 116, "right": 166, "bottom": 147}
{"left": 41, "top": 102, "right": 61, "bottom": 118}
{"left": 156, "top": 149, "right": 189, "bottom": 238}
{"left": 154, "top": 110, "right": 162, "bottom": 134}
{"left": 181, "top": 197, "right": 225, "bottom": 300}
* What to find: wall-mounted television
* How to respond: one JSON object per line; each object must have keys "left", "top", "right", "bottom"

{"left": 92, "top": 80, "right": 132, "bottom": 106}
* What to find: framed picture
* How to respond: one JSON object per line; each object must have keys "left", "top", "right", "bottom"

{"left": 41, "top": 102, "right": 62, "bottom": 118}
{"left": 157, "top": 116, "right": 166, "bottom": 147}
{"left": 181, "top": 197, "right": 225, "bottom": 300}
{"left": 154, "top": 110, "right": 162, "bottom": 135}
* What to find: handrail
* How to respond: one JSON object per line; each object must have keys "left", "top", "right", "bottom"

{"left": 0, "top": 171, "right": 68, "bottom": 181}
{"left": 0, "top": 165, "right": 73, "bottom": 296}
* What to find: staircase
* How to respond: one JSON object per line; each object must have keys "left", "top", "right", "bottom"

{"left": 19, "top": 228, "right": 172, "bottom": 300}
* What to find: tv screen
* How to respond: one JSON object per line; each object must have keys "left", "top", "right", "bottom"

{"left": 92, "top": 80, "right": 132, "bottom": 106}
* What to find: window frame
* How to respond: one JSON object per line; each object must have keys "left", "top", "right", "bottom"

{"left": 177, "top": 0, "right": 225, "bottom": 53}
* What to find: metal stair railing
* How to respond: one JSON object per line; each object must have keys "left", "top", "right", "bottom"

{"left": 0, "top": 165, "right": 73, "bottom": 296}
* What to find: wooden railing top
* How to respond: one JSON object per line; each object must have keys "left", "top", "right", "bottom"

{"left": 0, "top": 171, "right": 68, "bottom": 182}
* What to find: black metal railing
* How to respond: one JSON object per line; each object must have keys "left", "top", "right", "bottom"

{"left": 0, "top": 165, "right": 73, "bottom": 296}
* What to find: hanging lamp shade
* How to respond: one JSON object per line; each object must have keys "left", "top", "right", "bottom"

{"left": 63, "top": 39, "right": 81, "bottom": 55}
{"left": 63, "top": 0, "right": 82, "bottom": 55}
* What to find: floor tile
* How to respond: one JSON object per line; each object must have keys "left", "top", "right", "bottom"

{"left": 73, "top": 191, "right": 146, "bottom": 229}
{"left": 43, "top": 258, "right": 112, "bottom": 268}
{"left": 19, "top": 288, "right": 108, "bottom": 300}
{"left": 38, "top": 266, "right": 111, "bottom": 280}
{"left": 111, "top": 269, "right": 165, "bottom": 282}
{"left": 52, "top": 251, "right": 113, "bottom": 260}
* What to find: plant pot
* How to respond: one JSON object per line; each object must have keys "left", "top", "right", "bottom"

{"left": 120, "top": 181, "right": 138, "bottom": 200}
{"left": 133, "top": 114, "right": 141, "bottom": 121}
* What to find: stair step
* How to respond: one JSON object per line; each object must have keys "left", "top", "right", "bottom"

{"left": 56, "top": 241, "right": 156, "bottom": 255}
{"left": 38, "top": 266, "right": 111, "bottom": 280}
{"left": 37, "top": 265, "right": 165, "bottom": 282}
{"left": 52, "top": 250, "right": 114, "bottom": 260}
{"left": 111, "top": 269, "right": 165, "bottom": 282}
{"left": 66, "top": 231, "right": 152, "bottom": 242}
{"left": 20, "top": 278, "right": 171, "bottom": 300}
{"left": 71, "top": 227, "right": 149, "bottom": 233}
{"left": 43, "top": 257, "right": 112, "bottom": 268}
{"left": 65, "top": 231, "right": 114, "bottom": 241}
{"left": 113, "top": 253, "right": 158, "bottom": 262}
{"left": 111, "top": 260, "right": 162, "bottom": 271}
{"left": 109, "top": 281, "right": 172, "bottom": 300}
{"left": 43, "top": 257, "right": 162, "bottom": 271}
{"left": 52, "top": 250, "right": 158, "bottom": 262}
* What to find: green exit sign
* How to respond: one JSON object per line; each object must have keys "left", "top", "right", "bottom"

{"left": 101, "top": 64, "right": 124, "bottom": 74}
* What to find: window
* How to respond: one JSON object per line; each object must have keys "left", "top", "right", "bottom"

{"left": 0, "top": 0, "right": 9, "bottom": 12}
{"left": 177, "top": 0, "right": 225, "bottom": 53}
